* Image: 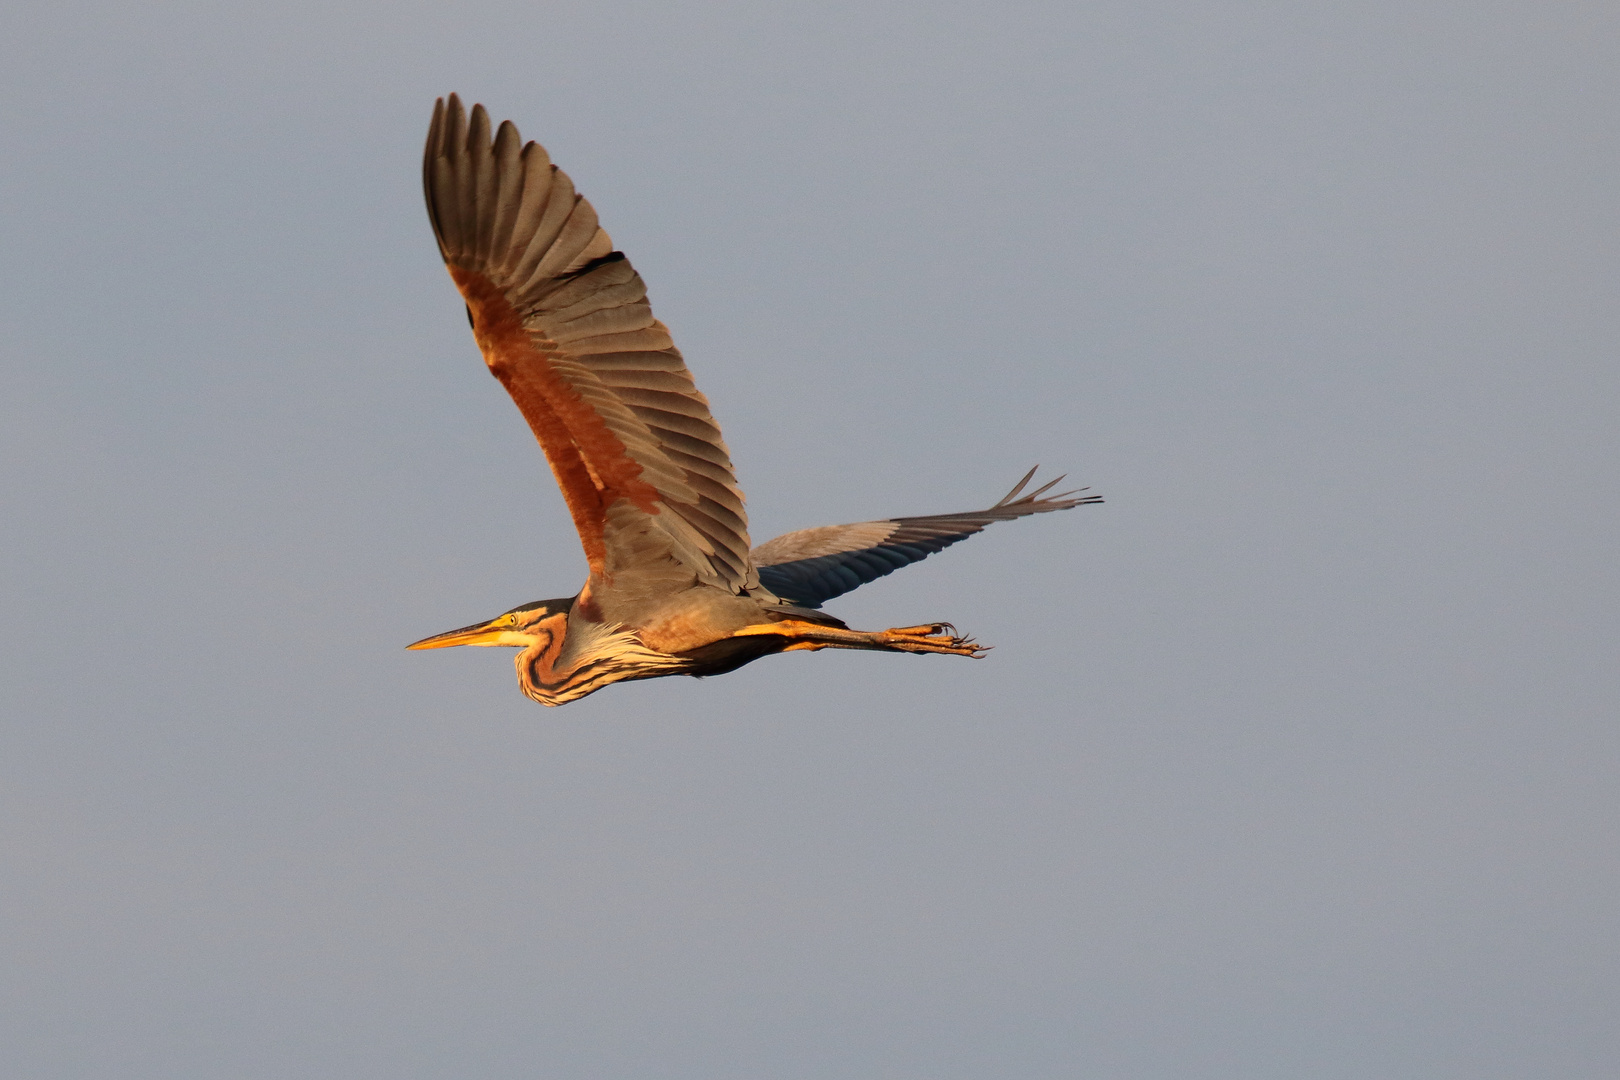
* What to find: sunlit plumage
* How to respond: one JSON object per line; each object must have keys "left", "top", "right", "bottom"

{"left": 408, "top": 95, "right": 1102, "bottom": 705}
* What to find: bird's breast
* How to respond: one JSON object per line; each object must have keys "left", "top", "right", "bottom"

{"left": 633, "top": 590, "right": 771, "bottom": 655}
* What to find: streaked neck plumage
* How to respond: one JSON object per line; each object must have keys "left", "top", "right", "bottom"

{"left": 516, "top": 606, "right": 694, "bottom": 706}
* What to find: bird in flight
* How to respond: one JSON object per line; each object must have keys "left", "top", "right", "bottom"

{"left": 408, "top": 95, "right": 1101, "bottom": 705}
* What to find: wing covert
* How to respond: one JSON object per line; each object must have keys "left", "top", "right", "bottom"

{"left": 424, "top": 95, "right": 754, "bottom": 594}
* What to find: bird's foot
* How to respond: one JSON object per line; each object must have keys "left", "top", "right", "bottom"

{"left": 877, "top": 622, "right": 988, "bottom": 657}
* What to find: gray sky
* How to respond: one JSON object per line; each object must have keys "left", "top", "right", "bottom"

{"left": 2, "top": 2, "right": 1616, "bottom": 1077}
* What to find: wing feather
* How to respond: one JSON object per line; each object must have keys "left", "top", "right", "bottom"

{"left": 486, "top": 121, "right": 524, "bottom": 263}
{"left": 533, "top": 197, "right": 604, "bottom": 281}
{"left": 510, "top": 170, "right": 574, "bottom": 286}
{"left": 466, "top": 105, "right": 496, "bottom": 265}
{"left": 424, "top": 94, "right": 755, "bottom": 593}
{"left": 502, "top": 144, "right": 557, "bottom": 274}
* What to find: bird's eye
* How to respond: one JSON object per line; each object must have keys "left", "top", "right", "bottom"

{"left": 505, "top": 614, "right": 519, "bottom": 626}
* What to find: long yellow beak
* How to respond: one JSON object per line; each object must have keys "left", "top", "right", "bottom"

{"left": 406, "top": 617, "right": 513, "bottom": 650}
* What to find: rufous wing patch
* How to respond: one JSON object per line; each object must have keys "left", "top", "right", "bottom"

{"left": 451, "top": 266, "right": 668, "bottom": 571}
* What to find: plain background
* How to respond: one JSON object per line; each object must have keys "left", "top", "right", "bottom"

{"left": 2, "top": 2, "right": 1616, "bottom": 1077}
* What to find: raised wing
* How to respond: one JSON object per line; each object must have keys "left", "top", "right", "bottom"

{"left": 751, "top": 469, "right": 1101, "bottom": 608}
{"left": 423, "top": 95, "right": 754, "bottom": 594}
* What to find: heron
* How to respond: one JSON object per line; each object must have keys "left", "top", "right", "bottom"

{"left": 408, "top": 95, "right": 1102, "bottom": 705}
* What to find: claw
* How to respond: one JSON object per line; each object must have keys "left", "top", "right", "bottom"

{"left": 879, "top": 622, "right": 987, "bottom": 658}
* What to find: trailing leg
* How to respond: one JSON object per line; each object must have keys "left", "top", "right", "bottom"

{"left": 730, "top": 619, "right": 987, "bottom": 657}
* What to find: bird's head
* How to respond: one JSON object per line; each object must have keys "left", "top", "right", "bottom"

{"left": 406, "top": 597, "right": 574, "bottom": 652}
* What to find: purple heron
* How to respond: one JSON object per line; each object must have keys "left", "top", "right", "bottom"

{"left": 408, "top": 95, "right": 1101, "bottom": 705}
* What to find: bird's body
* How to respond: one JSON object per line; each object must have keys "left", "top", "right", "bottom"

{"left": 408, "top": 96, "right": 1101, "bottom": 705}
